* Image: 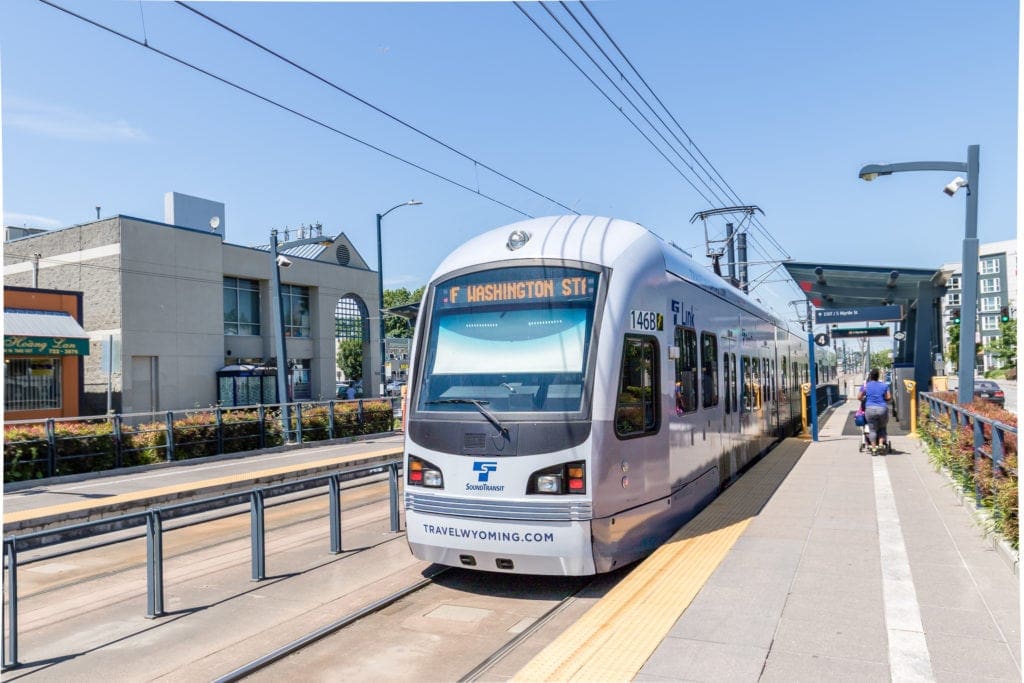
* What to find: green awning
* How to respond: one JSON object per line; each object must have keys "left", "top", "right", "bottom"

{"left": 4, "top": 310, "right": 90, "bottom": 356}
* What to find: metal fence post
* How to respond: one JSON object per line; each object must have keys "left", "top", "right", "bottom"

{"left": 328, "top": 400, "right": 336, "bottom": 439}
{"left": 113, "top": 415, "right": 124, "bottom": 469}
{"left": 165, "top": 412, "right": 175, "bottom": 462}
{"left": 250, "top": 490, "right": 266, "bottom": 581}
{"left": 146, "top": 511, "right": 164, "bottom": 618}
{"left": 45, "top": 418, "right": 57, "bottom": 478}
{"left": 296, "top": 403, "right": 304, "bottom": 444}
{"left": 3, "top": 538, "right": 19, "bottom": 669}
{"left": 257, "top": 405, "right": 266, "bottom": 450}
{"left": 216, "top": 406, "right": 224, "bottom": 455}
{"left": 388, "top": 463, "right": 400, "bottom": 533}
{"left": 972, "top": 418, "right": 984, "bottom": 509}
{"left": 357, "top": 400, "right": 365, "bottom": 429}
{"left": 991, "top": 423, "right": 1005, "bottom": 469}
{"left": 329, "top": 475, "right": 342, "bottom": 554}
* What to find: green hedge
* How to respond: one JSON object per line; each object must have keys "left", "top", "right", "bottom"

{"left": 4, "top": 401, "right": 394, "bottom": 481}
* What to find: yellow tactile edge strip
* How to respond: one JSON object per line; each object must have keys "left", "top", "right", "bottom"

{"left": 512, "top": 440, "right": 806, "bottom": 682}
{"left": 3, "top": 446, "right": 402, "bottom": 525}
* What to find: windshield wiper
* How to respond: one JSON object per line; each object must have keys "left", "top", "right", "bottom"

{"left": 426, "top": 398, "right": 508, "bottom": 436}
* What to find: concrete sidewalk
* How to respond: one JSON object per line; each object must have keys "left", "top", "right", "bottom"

{"left": 637, "top": 400, "right": 1020, "bottom": 681}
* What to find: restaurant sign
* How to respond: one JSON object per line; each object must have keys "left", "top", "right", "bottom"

{"left": 4, "top": 336, "right": 90, "bottom": 356}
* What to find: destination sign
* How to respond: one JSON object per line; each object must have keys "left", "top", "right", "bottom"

{"left": 830, "top": 327, "right": 891, "bottom": 339}
{"left": 438, "top": 267, "right": 598, "bottom": 309}
{"left": 815, "top": 305, "right": 903, "bottom": 324}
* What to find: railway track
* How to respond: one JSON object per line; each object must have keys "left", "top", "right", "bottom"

{"left": 225, "top": 568, "right": 617, "bottom": 682}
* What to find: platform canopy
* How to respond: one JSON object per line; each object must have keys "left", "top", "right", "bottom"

{"left": 782, "top": 262, "right": 949, "bottom": 315}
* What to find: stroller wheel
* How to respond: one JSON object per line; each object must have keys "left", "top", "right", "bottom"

{"left": 859, "top": 443, "right": 864, "bottom": 452}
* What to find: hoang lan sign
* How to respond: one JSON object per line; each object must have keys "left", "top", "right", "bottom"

{"left": 4, "top": 336, "right": 90, "bottom": 356}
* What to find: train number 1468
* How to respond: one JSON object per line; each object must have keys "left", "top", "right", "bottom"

{"left": 630, "top": 310, "right": 664, "bottom": 332}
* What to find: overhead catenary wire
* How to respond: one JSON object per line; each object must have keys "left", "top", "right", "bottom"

{"left": 574, "top": 1, "right": 792, "bottom": 262}
{"left": 173, "top": 1, "right": 579, "bottom": 217}
{"left": 512, "top": 1, "right": 711, "bottom": 204}
{"left": 36, "top": 0, "right": 538, "bottom": 220}
{"left": 521, "top": 1, "right": 789, "bottom": 283}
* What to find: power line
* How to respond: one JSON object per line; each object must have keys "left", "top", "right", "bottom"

{"left": 576, "top": 1, "right": 791, "bottom": 260}
{"left": 512, "top": 1, "right": 711, "bottom": 204}
{"left": 37, "top": 0, "right": 536, "bottom": 219}
{"left": 174, "top": 1, "right": 579, "bottom": 216}
{"left": 540, "top": 2, "right": 732, "bottom": 209}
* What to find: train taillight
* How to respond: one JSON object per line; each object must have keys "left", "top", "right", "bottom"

{"left": 528, "top": 461, "right": 586, "bottom": 495}
{"left": 408, "top": 455, "right": 443, "bottom": 488}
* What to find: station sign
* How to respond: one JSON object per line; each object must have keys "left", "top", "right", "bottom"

{"left": 830, "top": 327, "right": 891, "bottom": 339}
{"left": 814, "top": 305, "right": 903, "bottom": 324}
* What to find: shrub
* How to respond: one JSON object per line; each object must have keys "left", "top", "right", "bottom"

{"left": 3, "top": 424, "right": 48, "bottom": 481}
{"left": 920, "top": 397, "right": 1018, "bottom": 550}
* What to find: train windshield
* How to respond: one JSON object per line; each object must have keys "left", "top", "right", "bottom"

{"left": 417, "top": 265, "right": 599, "bottom": 414}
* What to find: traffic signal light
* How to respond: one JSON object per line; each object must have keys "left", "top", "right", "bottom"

{"left": 951, "top": 308, "right": 961, "bottom": 324}
{"left": 999, "top": 306, "right": 1010, "bottom": 323}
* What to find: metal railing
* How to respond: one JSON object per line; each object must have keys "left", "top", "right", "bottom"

{"left": 2, "top": 459, "right": 403, "bottom": 670}
{"left": 919, "top": 392, "right": 1017, "bottom": 508}
{"left": 3, "top": 398, "right": 400, "bottom": 482}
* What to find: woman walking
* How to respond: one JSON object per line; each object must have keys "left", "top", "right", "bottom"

{"left": 858, "top": 368, "right": 892, "bottom": 455}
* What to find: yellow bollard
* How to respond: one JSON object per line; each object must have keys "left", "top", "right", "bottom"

{"left": 903, "top": 379, "right": 918, "bottom": 438}
{"left": 799, "top": 382, "right": 811, "bottom": 438}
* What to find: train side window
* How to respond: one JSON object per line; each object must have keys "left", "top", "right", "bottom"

{"left": 674, "top": 327, "right": 698, "bottom": 414}
{"left": 700, "top": 332, "right": 719, "bottom": 408}
{"left": 723, "top": 353, "right": 731, "bottom": 415}
{"left": 730, "top": 354, "right": 738, "bottom": 413}
{"left": 615, "top": 335, "right": 660, "bottom": 437}
{"left": 781, "top": 357, "right": 788, "bottom": 396}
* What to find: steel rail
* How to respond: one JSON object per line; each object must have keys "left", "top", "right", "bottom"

{"left": 212, "top": 568, "right": 451, "bottom": 683}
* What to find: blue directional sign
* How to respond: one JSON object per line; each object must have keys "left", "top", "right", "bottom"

{"left": 814, "top": 305, "right": 903, "bottom": 325}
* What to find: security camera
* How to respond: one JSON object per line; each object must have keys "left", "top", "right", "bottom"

{"left": 276, "top": 255, "right": 293, "bottom": 268}
{"left": 942, "top": 176, "right": 967, "bottom": 197}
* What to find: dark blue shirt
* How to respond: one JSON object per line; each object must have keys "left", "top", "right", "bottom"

{"left": 863, "top": 380, "right": 889, "bottom": 408}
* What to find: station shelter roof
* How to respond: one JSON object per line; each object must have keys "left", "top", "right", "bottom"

{"left": 782, "top": 262, "right": 949, "bottom": 318}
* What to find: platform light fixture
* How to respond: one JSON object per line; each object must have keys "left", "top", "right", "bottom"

{"left": 858, "top": 145, "right": 980, "bottom": 404}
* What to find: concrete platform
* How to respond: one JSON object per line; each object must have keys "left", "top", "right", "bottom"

{"left": 515, "top": 400, "right": 1020, "bottom": 681}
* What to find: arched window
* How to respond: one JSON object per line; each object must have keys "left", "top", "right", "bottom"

{"left": 335, "top": 296, "right": 366, "bottom": 340}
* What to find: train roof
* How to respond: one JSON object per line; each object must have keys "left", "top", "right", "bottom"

{"left": 430, "top": 215, "right": 788, "bottom": 329}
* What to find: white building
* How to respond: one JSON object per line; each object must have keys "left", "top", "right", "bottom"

{"left": 939, "top": 239, "right": 1017, "bottom": 373}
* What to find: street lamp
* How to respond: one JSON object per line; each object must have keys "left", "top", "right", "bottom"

{"left": 858, "top": 145, "right": 980, "bottom": 404}
{"left": 376, "top": 200, "right": 422, "bottom": 397}
{"left": 269, "top": 228, "right": 335, "bottom": 440}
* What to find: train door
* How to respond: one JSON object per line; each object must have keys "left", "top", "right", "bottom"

{"left": 613, "top": 334, "right": 660, "bottom": 503}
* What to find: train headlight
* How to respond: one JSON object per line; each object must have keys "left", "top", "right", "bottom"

{"left": 408, "top": 455, "right": 443, "bottom": 488}
{"left": 536, "top": 474, "right": 562, "bottom": 493}
{"left": 527, "top": 461, "right": 586, "bottom": 495}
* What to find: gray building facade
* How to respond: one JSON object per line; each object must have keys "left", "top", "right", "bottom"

{"left": 4, "top": 214, "right": 381, "bottom": 414}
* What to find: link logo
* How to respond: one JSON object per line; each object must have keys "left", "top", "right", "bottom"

{"left": 473, "top": 461, "right": 498, "bottom": 482}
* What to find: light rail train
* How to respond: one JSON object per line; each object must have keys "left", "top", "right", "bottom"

{"left": 403, "top": 216, "right": 833, "bottom": 575}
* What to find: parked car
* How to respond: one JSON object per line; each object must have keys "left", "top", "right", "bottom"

{"left": 336, "top": 381, "right": 363, "bottom": 399}
{"left": 385, "top": 380, "right": 406, "bottom": 396}
{"left": 973, "top": 380, "right": 1005, "bottom": 407}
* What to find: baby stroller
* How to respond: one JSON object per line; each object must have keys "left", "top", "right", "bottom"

{"left": 856, "top": 410, "right": 871, "bottom": 452}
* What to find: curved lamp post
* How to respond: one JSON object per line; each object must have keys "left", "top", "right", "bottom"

{"left": 376, "top": 200, "right": 422, "bottom": 396}
{"left": 858, "top": 144, "right": 979, "bottom": 404}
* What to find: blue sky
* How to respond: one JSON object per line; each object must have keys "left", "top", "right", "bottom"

{"left": 1, "top": 1, "right": 1018, "bottom": 319}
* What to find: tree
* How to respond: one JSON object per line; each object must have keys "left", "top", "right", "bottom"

{"left": 986, "top": 318, "right": 1017, "bottom": 369}
{"left": 947, "top": 322, "right": 960, "bottom": 369}
{"left": 337, "top": 339, "right": 363, "bottom": 380}
{"left": 383, "top": 286, "right": 424, "bottom": 338}
{"left": 869, "top": 349, "right": 892, "bottom": 372}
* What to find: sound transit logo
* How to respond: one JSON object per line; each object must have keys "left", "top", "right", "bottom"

{"left": 473, "top": 461, "right": 498, "bottom": 482}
